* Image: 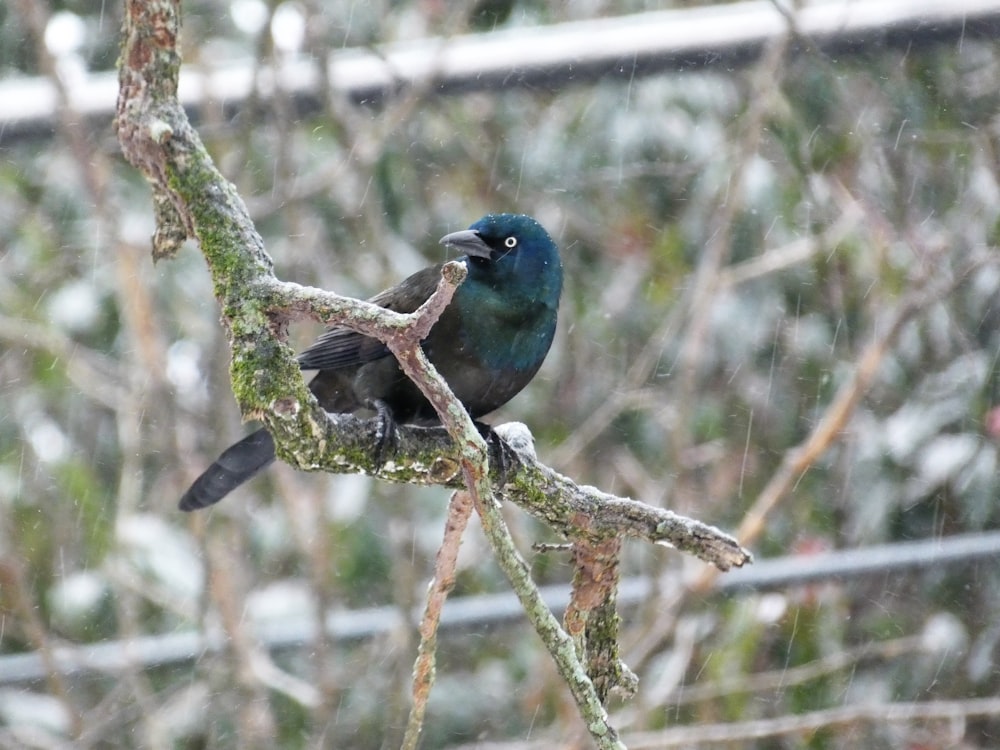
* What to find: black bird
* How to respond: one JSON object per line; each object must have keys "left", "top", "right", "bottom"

{"left": 180, "top": 213, "right": 562, "bottom": 511}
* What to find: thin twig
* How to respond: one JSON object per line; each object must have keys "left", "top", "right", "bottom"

{"left": 624, "top": 696, "right": 1000, "bottom": 748}
{"left": 668, "top": 34, "right": 791, "bottom": 466}
{"left": 12, "top": 0, "right": 171, "bottom": 745}
{"left": 402, "top": 490, "right": 474, "bottom": 749}
{"left": 718, "top": 205, "right": 864, "bottom": 288}
{"left": 205, "top": 530, "right": 279, "bottom": 744}
{"left": 665, "top": 634, "right": 923, "bottom": 706}
{"left": 0, "top": 315, "right": 124, "bottom": 410}
{"left": 384, "top": 312, "right": 627, "bottom": 748}
{"left": 701, "top": 258, "right": 980, "bottom": 589}
{"left": 0, "top": 555, "right": 83, "bottom": 738}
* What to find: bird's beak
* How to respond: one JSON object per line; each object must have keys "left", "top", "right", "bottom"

{"left": 439, "top": 229, "right": 492, "bottom": 260}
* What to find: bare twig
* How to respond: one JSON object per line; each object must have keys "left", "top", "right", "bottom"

{"left": 718, "top": 204, "right": 864, "bottom": 288}
{"left": 12, "top": 0, "right": 176, "bottom": 747}
{"left": 0, "top": 315, "right": 125, "bottom": 410}
{"left": 205, "top": 530, "right": 279, "bottom": 746}
{"left": 664, "top": 634, "right": 923, "bottom": 706}
{"left": 402, "top": 490, "right": 474, "bottom": 750}
{"left": 669, "top": 33, "right": 790, "bottom": 470}
{"left": 694, "top": 254, "right": 980, "bottom": 593}
{"left": 380, "top": 290, "right": 628, "bottom": 748}
{"left": 0, "top": 555, "right": 83, "bottom": 738}
{"left": 624, "top": 696, "right": 1000, "bottom": 748}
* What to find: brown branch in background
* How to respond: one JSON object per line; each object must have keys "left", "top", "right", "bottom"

{"left": 620, "top": 629, "right": 928, "bottom": 729}
{"left": 668, "top": 34, "right": 791, "bottom": 469}
{"left": 690, "top": 252, "right": 981, "bottom": 595}
{"left": 665, "top": 634, "right": 924, "bottom": 706}
{"left": 9, "top": 1, "right": 182, "bottom": 747}
{"left": 717, "top": 202, "right": 864, "bottom": 288}
{"left": 205, "top": 530, "right": 279, "bottom": 746}
{"left": 624, "top": 696, "right": 1000, "bottom": 748}
{"left": 625, "top": 246, "right": 986, "bottom": 672}
{"left": 0, "top": 316, "right": 125, "bottom": 410}
{"left": 0, "top": 553, "right": 83, "bottom": 739}
{"left": 402, "top": 490, "right": 474, "bottom": 750}
{"left": 443, "top": 693, "right": 1000, "bottom": 750}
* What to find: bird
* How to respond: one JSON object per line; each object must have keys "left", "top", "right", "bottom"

{"left": 179, "top": 213, "right": 562, "bottom": 511}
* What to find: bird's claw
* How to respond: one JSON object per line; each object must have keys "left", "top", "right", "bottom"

{"left": 371, "top": 399, "right": 399, "bottom": 472}
{"left": 476, "top": 422, "right": 516, "bottom": 487}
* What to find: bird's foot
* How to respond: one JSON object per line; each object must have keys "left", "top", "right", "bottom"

{"left": 370, "top": 399, "right": 399, "bottom": 472}
{"left": 475, "top": 421, "right": 517, "bottom": 487}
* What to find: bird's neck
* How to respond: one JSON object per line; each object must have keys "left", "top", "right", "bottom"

{"left": 465, "top": 255, "right": 562, "bottom": 310}
{"left": 455, "top": 263, "right": 560, "bottom": 371}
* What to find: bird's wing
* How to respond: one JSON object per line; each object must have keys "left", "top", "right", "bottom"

{"left": 297, "top": 264, "right": 445, "bottom": 371}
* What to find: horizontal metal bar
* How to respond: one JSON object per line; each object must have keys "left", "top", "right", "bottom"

{"left": 1, "top": 529, "right": 996, "bottom": 684}
{"left": 4, "top": 0, "right": 1000, "bottom": 143}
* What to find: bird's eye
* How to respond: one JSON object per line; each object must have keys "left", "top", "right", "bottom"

{"left": 504, "top": 236, "right": 518, "bottom": 248}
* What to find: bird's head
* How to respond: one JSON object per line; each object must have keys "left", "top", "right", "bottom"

{"left": 440, "top": 213, "right": 562, "bottom": 303}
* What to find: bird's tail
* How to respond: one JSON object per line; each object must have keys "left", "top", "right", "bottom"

{"left": 179, "top": 429, "right": 276, "bottom": 511}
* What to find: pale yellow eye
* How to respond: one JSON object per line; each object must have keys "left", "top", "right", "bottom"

{"left": 504, "top": 236, "right": 517, "bottom": 248}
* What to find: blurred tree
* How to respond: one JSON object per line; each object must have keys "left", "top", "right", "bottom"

{"left": 2, "top": 0, "right": 1000, "bottom": 748}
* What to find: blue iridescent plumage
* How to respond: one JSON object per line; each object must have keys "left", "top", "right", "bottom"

{"left": 180, "top": 214, "right": 562, "bottom": 510}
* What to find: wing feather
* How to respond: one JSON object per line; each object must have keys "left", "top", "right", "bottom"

{"left": 296, "top": 264, "right": 446, "bottom": 371}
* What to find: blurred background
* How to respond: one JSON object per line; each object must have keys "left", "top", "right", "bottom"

{"left": 3, "top": 0, "right": 1000, "bottom": 747}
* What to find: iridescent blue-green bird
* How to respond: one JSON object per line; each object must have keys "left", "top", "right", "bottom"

{"left": 180, "top": 214, "right": 562, "bottom": 511}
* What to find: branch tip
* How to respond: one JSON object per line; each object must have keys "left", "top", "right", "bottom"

{"left": 440, "top": 259, "right": 468, "bottom": 286}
